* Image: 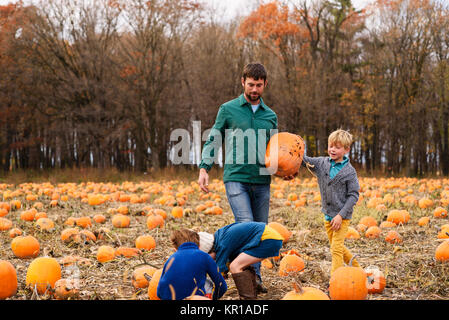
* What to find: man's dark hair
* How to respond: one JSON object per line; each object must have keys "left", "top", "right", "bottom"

{"left": 242, "top": 63, "right": 267, "bottom": 82}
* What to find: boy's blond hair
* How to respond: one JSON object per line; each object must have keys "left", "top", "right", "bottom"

{"left": 328, "top": 129, "right": 353, "bottom": 149}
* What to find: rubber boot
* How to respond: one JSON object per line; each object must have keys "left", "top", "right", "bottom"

{"left": 231, "top": 267, "right": 258, "bottom": 300}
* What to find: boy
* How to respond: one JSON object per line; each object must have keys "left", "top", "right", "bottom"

{"left": 198, "top": 221, "right": 283, "bottom": 300}
{"left": 302, "top": 129, "right": 361, "bottom": 274}
{"left": 156, "top": 229, "right": 227, "bottom": 300}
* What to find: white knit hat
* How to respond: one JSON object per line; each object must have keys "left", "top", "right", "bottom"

{"left": 198, "top": 232, "right": 214, "bottom": 253}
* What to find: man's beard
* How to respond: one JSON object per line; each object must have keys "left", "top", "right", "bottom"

{"left": 246, "top": 92, "right": 260, "bottom": 102}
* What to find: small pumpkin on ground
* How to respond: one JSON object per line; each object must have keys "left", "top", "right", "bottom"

{"left": 282, "top": 282, "right": 329, "bottom": 300}
{"left": 329, "top": 256, "right": 368, "bottom": 300}
{"left": 26, "top": 257, "right": 62, "bottom": 294}
{"left": 0, "top": 260, "right": 17, "bottom": 300}
{"left": 11, "top": 235, "right": 40, "bottom": 259}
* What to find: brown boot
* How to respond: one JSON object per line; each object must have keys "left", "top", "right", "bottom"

{"left": 231, "top": 267, "right": 258, "bottom": 300}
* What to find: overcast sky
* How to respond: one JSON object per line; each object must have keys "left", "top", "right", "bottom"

{"left": 205, "top": 0, "right": 376, "bottom": 21}
{"left": 0, "top": 0, "right": 377, "bottom": 16}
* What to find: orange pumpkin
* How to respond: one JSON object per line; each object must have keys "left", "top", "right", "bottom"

{"left": 345, "top": 227, "right": 360, "bottom": 239}
{"left": 9, "top": 228, "right": 22, "bottom": 238}
{"left": 386, "top": 209, "right": 410, "bottom": 225}
{"left": 20, "top": 209, "right": 36, "bottom": 222}
{"left": 97, "top": 246, "right": 116, "bottom": 263}
{"left": 34, "top": 212, "right": 47, "bottom": 220}
{"left": 64, "top": 217, "right": 77, "bottom": 226}
{"left": 131, "top": 266, "right": 157, "bottom": 289}
{"left": 282, "top": 282, "right": 329, "bottom": 300}
{"left": 112, "top": 214, "right": 130, "bottom": 228}
{"left": 365, "top": 226, "right": 381, "bottom": 239}
{"left": 356, "top": 223, "right": 368, "bottom": 233}
{"left": 287, "top": 193, "right": 298, "bottom": 201}
{"left": 25, "top": 257, "right": 61, "bottom": 294}
{"left": 76, "top": 216, "right": 92, "bottom": 229}
{"left": 171, "top": 207, "right": 183, "bottom": 218}
{"left": 54, "top": 278, "right": 79, "bottom": 300}
{"left": 435, "top": 240, "right": 449, "bottom": 262}
{"left": 61, "top": 228, "right": 81, "bottom": 243}
{"left": 195, "top": 204, "right": 207, "bottom": 213}
{"left": 379, "top": 221, "right": 396, "bottom": 229}
{"left": 0, "top": 202, "right": 11, "bottom": 213}
{"left": 385, "top": 230, "right": 402, "bottom": 244}
{"left": 135, "top": 235, "right": 156, "bottom": 251}
{"left": 93, "top": 214, "right": 106, "bottom": 224}
{"left": 265, "top": 132, "right": 305, "bottom": 177}
{"left": 11, "top": 235, "right": 40, "bottom": 259}
{"left": 117, "top": 206, "right": 129, "bottom": 215}
{"left": 0, "top": 208, "right": 8, "bottom": 218}
{"left": 153, "top": 209, "right": 167, "bottom": 220}
{"left": 418, "top": 198, "right": 433, "bottom": 209}
{"left": 115, "top": 247, "right": 141, "bottom": 258}
{"left": 418, "top": 216, "right": 430, "bottom": 226}
{"left": 0, "top": 217, "right": 12, "bottom": 231}
{"left": 359, "top": 216, "right": 377, "bottom": 228}
{"left": 36, "top": 217, "right": 55, "bottom": 231}
{"left": 10, "top": 200, "right": 21, "bottom": 210}
{"left": 267, "top": 222, "right": 291, "bottom": 242}
{"left": 279, "top": 254, "right": 305, "bottom": 276}
{"left": 148, "top": 269, "right": 163, "bottom": 300}
{"left": 0, "top": 260, "right": 17, "bottom": 300}
{"left": 146, "top": 214, "right": 164, "bottom": 230}
{"left": 433, "top": 207, "right": 447, "bottom": 218}
{"left": 329, "top": 258, "right": 367, "bottom": 300}
{"left": 80, "top": 229, "right": 96, "bottom": 242}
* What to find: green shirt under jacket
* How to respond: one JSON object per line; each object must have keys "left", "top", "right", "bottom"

{"left": 199, "top": 94, "right": 278, "bottom": 185}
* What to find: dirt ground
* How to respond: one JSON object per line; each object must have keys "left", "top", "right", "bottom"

{"left": 1, "top": 177, "right": 448, "bottom": 300}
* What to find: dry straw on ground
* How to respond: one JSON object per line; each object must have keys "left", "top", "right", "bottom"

{"left": 0, "top": 176, "right": 448, "bottom": 300}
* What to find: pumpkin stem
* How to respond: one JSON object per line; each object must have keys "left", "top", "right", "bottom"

{"left": 143, "top": 272, "right": 152, "bottom": 282}
{"left": 292, "top": 280, "right": 304, "bottom": 294}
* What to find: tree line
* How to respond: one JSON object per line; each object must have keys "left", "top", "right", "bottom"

{"left": 0, "top": 0, "right": 448, "bottom": 176}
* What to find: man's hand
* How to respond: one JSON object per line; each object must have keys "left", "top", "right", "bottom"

{"left": 198, "top": 168, "right": 209, "bottom": 193}
{"left": 283, "top": 171, "right": 298, "bottom": 181}
{"left": 330, "top": 214, "right": 342, "bottom": 231}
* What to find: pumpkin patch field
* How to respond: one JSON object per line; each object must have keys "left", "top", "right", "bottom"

{"left": 0, "top": 176, "right": 448, "bottom": 300}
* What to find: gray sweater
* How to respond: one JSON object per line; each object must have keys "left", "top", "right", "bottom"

{"left": 302, "top": 155, "right": 360, "bottom": 220}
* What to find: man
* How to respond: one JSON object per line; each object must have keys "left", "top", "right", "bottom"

{"left": 198, "top": 63, "right": 293, "bottom": 293}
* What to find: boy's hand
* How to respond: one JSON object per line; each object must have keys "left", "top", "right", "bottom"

{"left": 330, "top": 214, "right": 342, "bottom": 230}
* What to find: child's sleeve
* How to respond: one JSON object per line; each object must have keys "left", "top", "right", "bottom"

{"left": 339, "top": 172, "right": 360, "bottom": 219}
{"left": 301, "top": 155, "right": 322, "bottom": 174}
{"left": 205, "top": 255, "right": 228, "bottom": 300}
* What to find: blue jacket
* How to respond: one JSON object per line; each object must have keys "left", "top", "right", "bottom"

{"left": 157, "top": 242, "right": 227, "bottom": 300}
{"left": 213, "top": 222, "right": 266, "bottom": 273}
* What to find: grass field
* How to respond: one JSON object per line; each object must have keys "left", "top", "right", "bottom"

{"left": 0, "top": 169, "right": 448, "bottom": 300}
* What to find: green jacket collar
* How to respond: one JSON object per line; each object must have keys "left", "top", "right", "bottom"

{"left": 238, "top": 94, "right": 267, "bottom": 110}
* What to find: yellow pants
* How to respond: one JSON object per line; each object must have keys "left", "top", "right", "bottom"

{"left": 324, "top": 219, "right": 360, "bottom": 275}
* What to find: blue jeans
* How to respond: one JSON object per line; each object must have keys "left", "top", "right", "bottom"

{"left": 224, "top": 181, "right": 270, "bottom": 223}
{"left": 224, "top": 181, "right": 271, "bottom": 280}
